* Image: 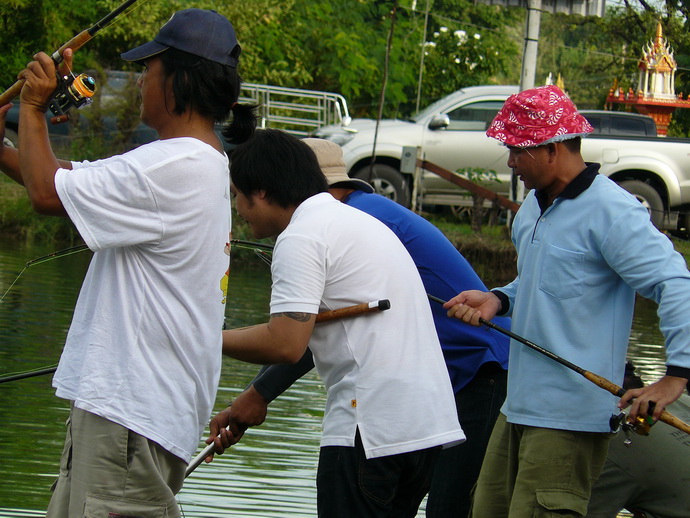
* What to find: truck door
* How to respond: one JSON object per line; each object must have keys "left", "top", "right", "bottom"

{"left": 420, "top": 100, "right": 512, "bottom": 198}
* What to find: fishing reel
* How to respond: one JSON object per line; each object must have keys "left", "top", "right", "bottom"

{"left": 48, "top": 72, "right": 96, "bottom": 125}
{"left": 609, "top": 411, "right": 656, "bottom": 446}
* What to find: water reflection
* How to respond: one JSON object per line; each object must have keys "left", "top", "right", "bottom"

{"left": 0, "top": 240, "right": 670, "bottom": 517}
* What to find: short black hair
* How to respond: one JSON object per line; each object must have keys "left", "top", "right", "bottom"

{"left": 230, "top": 129, "right": 329, "bottom": 208}
{"left": 561, "top": 137, "right": 582, "bottom": 153}
{"left": 159, "top": 48, "right": 255, "bottom": 144}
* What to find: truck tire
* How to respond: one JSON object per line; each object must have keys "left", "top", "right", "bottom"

{"left": 352, "top": 164, "right": 410, "bottom": 207}
{"left": 618, "top": 180, "right": 664, "bottom": 228}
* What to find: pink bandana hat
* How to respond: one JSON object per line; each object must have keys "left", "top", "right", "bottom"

{"left": 486, "top": 85, "right": 593, "bottom": 148}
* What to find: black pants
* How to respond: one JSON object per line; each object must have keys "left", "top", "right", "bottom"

{"left": 316, "top": 430, "right": 440, "bottom": 517}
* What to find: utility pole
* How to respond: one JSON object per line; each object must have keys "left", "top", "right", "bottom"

{"left": 520, "top": 0, "right": 543, "bottom": 91}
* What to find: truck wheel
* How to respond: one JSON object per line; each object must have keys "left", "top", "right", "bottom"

{"left": 3, "top": 128, "right": 18, "bottom": 149}
{"left": 352, "top": 164, "right": 410, "bottom": 207}
{"left": 618, "top": 180, "right": 664, "bottom": 228}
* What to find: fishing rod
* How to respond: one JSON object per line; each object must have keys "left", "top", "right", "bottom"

{"left": 0, "top": 240, "right": 272, "bottom": 380}
{"left": 0, "top": 244, "right": 92, "bottom": 303}
{"left": 0, "top": 299, "right": 391, "bottom": 387}
{"left": 0, "top": 364, "right": 59, "bottom": 384}
{"left": 0, "top": 0, "right": 142, "bottom": 107}
{"left": 1, "top": 239, "right": 269, "bottom": 304}
{"left": 230, "top": 239, "right": 274, "bottom": 267}
{"left": 185, "top": 297, "right": 391, "bottom": 477}
{"left": 230, "top": 239, "right": 274, "bottom": 252}
{"left": 428, "top": 293, "right": 690, "bottom": 436}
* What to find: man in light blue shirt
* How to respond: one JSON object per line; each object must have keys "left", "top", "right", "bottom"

{"left": 445, "top": 85, "right": 690, "bottom": 518}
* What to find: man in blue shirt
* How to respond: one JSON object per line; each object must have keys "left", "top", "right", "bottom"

{"left": 209, "top": 138, "right": 510, "bottom": 517}
{"left": 445, "top": 85, "right": 690, "bottom": 518}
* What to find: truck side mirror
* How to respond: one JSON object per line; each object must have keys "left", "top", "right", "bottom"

{"left": 429, "top": 114, "right": 450, "bottom": 130}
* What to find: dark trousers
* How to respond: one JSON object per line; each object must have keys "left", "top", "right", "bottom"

{"left": 316, "top": 430, "right": 440, "bottom": 517}
{"left": 425, "top": 362, "right": 508, "bottom": 518}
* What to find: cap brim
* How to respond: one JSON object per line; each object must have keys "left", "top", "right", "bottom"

{"left": 121, "top": 40, "right": 169, "bottom": 64}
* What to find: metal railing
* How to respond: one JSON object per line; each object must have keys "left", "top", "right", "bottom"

{"left": 239, "top": 83, "right": 351, "bottom": 137}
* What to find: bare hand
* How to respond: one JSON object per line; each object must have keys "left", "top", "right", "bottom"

{"left": 443, "top": 290, "right": 501, "bottom": 326}
{"left": 204, "top": 385, "right": 270, "bottom": 463}
{"left": 227, "top": 384, "right": 269, "bottom": 430}
{"left": 17, "top": 49, "right": 74, "bottom": 111}
{"left": 619, "top": 375, "right": 688, "bottom": 421}
{"left": 205, "top": 406, "right": 237, "bottom": 463}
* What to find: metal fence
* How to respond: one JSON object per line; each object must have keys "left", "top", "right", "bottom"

{"left": 240, "top": 83, "right": 351, "bottom": 137}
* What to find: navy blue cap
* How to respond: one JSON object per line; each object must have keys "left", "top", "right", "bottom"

{"left": 121, "top": 9, "right": 240, "bottom": 67}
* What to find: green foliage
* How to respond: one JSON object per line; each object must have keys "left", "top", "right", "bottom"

{"left": 536, "top": 5, "right": 690, "bottom": 136}
{"left": 4, "top": 0, "right": 690, "bottom": 147}
{"left": 417, "top": 2, "right": 522, "bottom": 106}
{"left": 0, "top": 177, "right": 79, "bottom": 242}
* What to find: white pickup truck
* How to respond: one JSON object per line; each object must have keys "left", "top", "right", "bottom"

{"left": 313, "top": 85, "right": 690, "bottom": 233}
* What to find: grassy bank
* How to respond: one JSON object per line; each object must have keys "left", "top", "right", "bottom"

{"left": 0, "top": 176, "right": 81, "bottom": 243}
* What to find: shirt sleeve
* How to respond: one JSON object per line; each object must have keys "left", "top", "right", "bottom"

{"left": 55, "top": 156, "right": 163, "bottom": 250}
{"left": 601, "top": 201, "right": 690, "bottom": 371}
{"left": 270, "top": 233, "right": 327, "bottom": 315}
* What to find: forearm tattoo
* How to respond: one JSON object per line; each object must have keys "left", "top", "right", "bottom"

{"left": 272, "top": 312, "right": 312, "bottom": 322}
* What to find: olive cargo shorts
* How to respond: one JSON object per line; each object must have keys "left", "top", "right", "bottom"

{"left": 46, "top": 404, "right": 186, "bottom": 518}
{"left": 470, "top": 413, "right": 609, "bottom": 518}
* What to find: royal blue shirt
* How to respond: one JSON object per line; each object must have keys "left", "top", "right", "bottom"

{"left": 344, "top": 191, "right": 510, "bottom": 393}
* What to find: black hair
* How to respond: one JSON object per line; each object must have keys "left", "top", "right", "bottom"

{"left": 158, "top": 48, "right": 256, "bottom": 144}
{"left": 230, "top": 129, "right": 329, "bottom": 208}
{"left": 561, "top": 137, "right": 582, "bottom": 153}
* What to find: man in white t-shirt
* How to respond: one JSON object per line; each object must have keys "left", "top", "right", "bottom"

{"left": 209, "top": 128, "right": 465, "bottom": 517}
{"left": 0, "top": 9, "right": 256, "bottom": 517}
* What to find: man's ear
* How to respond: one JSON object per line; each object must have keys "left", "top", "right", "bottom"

{"left": 545, "top": 143, "right": 559, "bottom": 163}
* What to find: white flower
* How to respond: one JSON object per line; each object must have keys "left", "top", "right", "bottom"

{"left": 440, "top": 26, "right": 449, "bottom": 32}
{"left": 454, "top": 30, "right": 468, "bottom": 44}
{"left": 474, "top": 33, "right": 481, "bottom": 39}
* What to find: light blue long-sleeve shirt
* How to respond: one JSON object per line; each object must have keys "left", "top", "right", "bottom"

{"left": 497, "top": 165, "right": 690, "bottom": 432}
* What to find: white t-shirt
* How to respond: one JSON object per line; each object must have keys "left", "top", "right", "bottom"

{"left": 54, "top": 138, "right": 231, "bottom": 462}
{"left": 271, "top": 193, "right": 465, "bottom": 459}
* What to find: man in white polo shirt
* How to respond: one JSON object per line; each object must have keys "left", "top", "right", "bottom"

{"left": 212, "top": 128, "right": 464, "bottom": 517}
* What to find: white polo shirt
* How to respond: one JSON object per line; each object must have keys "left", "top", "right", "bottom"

{"left": 270, "top": 193, "right": 465, "bottom": 458}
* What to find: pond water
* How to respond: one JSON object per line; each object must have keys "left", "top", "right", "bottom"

{"left": 0, "top": 239, "right": 669, "bottom": 517}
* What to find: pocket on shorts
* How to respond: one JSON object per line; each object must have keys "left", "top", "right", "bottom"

{"left": 84, "top": 493, "right": 167, "bottom": 518}
{"left": 539, "top": 244, "right": 584, "bottom": 300}
{"left": 534, "top": 488, "right": 588, "bottom": 517}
